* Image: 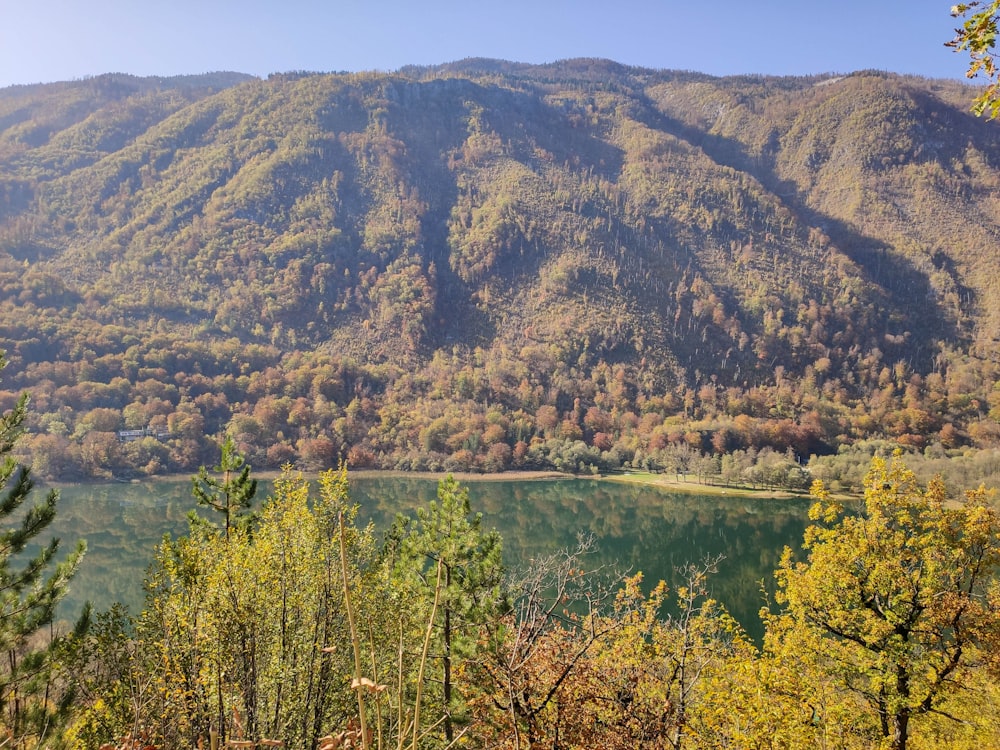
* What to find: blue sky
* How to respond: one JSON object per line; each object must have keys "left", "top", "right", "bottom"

{"left": 0, "top": 0, "right": 976, "bottom": 89}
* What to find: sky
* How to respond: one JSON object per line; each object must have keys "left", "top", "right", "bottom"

{"left": 0, "top": 0, "right": 978, "bottom": 89}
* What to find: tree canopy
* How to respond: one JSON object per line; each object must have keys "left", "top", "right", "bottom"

{"left": 769, "top": 454, "right": 1000, "bottom": 749}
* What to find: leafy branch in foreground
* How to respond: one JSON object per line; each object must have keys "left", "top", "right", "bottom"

{"left": 949, "top": 1, "right": 1000, "bottom": 116}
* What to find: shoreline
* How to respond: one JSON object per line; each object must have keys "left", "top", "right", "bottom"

{"left": 45, "top": 467, "right": 810, "bottom": 501}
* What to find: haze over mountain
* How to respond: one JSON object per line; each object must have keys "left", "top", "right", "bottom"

{"left": 1, "top": 60, "right": 998, "bottom": 480}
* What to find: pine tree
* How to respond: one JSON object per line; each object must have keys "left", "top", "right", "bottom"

{"left": 386, "top": 475, "right": 504, "bottom": 742}
{"left": 191, "top": 436, "right": 258, "bottom": 539}
{"left": 0, "top": 354, "right": 87, "bottom": 745}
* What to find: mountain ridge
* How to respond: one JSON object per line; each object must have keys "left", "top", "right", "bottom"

{"left": 1, "top": 60, "right": 998, "bottom": 479}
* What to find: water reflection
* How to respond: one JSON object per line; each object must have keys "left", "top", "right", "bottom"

{"left": 48, "top": 476, "right": 811, "bottom": 638}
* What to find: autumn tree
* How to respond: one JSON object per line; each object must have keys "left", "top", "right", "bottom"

{"left": 470, "top": 535, "right": 629, "bottom": 748}
{"left": 78, "top": 467, "right": 375, "bottom": 749}
{"left": 769, "top": 454, "right": 1000, "bottom": 750}
{"left": 950, "top": 1, "right": 1000, "bottom": 116}
{"left": 61, "top": 605, "right": 159, "bottom": 749}
{"left": 573, "top": 557, "right": 742, "bottom": 750}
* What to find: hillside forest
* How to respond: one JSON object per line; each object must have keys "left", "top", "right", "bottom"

{"left": 2, "top": 62, "right": 1000, "bottom": 490}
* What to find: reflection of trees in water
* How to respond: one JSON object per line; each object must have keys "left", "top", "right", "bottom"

{"left": 387, "top": 477, "right": 812, "bottom": 637}
{"left": 49, "top": 481, "right": 197, "bottom": 617}
{"left": 47, "top": 476, "right": 809, "bottom": 637}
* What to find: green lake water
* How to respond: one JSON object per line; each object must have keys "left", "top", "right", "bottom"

{"left": 44, "top": 475, "right": 812, "bottom": 638}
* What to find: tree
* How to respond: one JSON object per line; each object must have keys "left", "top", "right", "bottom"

{"left": 83, "top": 467, "right": 374, "bottom": 749}
{"left": 769, "top": 454, "right": 1000, "bottom": 750}
{"left": 578, "top": 558, "right": 741, "bottom": 750}
{"left": 385, "top": 475, "right": 504, "bottom": 743}
{"left": 0, "top": 353, "right": 87, "bottom": 745}
{"left": 471, "top": 535, "right": 627, "bottom": 748}
{"left": 949, "top": 1, "right": 1000, "bottom": 117}
{"left": 191, "top": 435, "right": 258, "bottom": 539}
{"left": 61, "top": 605, "right": 159, "bottom": 750}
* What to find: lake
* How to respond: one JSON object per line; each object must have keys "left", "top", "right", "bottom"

{"left": 44, "top": 474, "right": 813, "bottom": 638}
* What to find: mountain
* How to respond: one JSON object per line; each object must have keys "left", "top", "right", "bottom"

{"left": 1, "top": 61, "right": 998, "bottom": 479}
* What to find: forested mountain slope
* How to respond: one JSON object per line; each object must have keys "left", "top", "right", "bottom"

{"left": 1, "top": 61, "right": 998, "bottom": 479}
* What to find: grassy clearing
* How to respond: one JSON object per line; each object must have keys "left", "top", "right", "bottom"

{"left": 600, "top": 471, "right": 809, "bottom": 500}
